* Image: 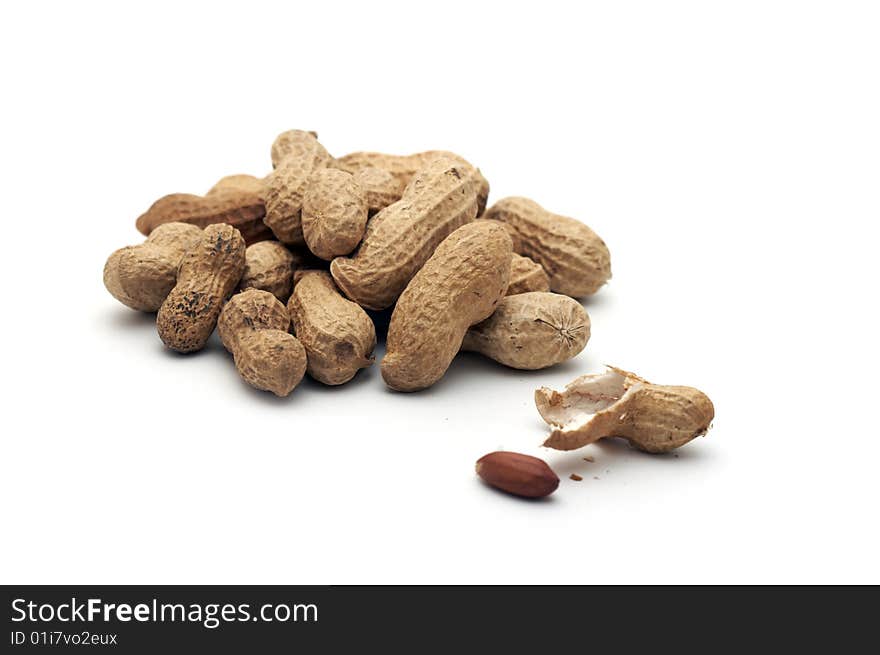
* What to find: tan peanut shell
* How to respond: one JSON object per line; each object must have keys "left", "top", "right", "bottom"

{"left": 330, "top": 156, "right": 482, "bottom": 310}
{"left": 103, "top": 223, "right": 203, "bottom": 312}
{"left": 507, "top": 253, "right": 550, "bottom": 296}
{"left": 287, "top": 271, "right": 376, "bottom": 385}
{"left": 334, "top": 150, "right": 490, "bottom": 215}
{"left": 270, "top": 130, "right": 320, "bottom": 169}
{"left": 135, "top": 191, "right": 270, "bottom": 245}
{"left": 535, "top": 366, "right": 715, "bottom": 453}
{"left": 382, "top": 221, "right": 512, "bottom": 392}
{"left": 483, "top": 197, "right": 611, "bottom": 297}
{"left": 217, "top": 289, "right": 306, "bottom": 396}
{"left": 157, "top": 224, "right": 246, "bottom": 353}
{"left": 263, "top": 132, "right": 333, "bottom": 245}
{"left": 301, "top": 169, "right": 368, "bottom": 260}
{"left": 461, "top": 292, "right": 589, "bottom": 369}
{"left": 206, "top": 174, "right": 265, "bottom": 199}
{"left": 239, "top": 241, "right": 296, "bottom": 302}
{"left": 351, "top": 167, "right": 404, "bottom": 214}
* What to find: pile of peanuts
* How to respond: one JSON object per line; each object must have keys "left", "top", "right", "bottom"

{"left": 105, "top": 130, "right": 713, "bottom": 498}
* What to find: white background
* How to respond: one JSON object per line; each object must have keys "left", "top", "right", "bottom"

{"left": 1, "top": 1, "right": 878, "bottom": 584}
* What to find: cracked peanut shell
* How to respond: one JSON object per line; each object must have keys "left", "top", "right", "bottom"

{"left": 381, "top": 221, "right": 512, "bottom": 391}
{"left": 535, "top": 366, "right": 715, "bottom": 453}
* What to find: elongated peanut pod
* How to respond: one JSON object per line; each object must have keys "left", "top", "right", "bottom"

{"left": 462, "top": 292, "right": 589, "bottom": 369}
{"left": 483, "top": 197, "right": 611, "bottom": 297}
{"left": 157, "top": 224, "right": 246, "bottom": 353}
{"left": 535, "top": 367, "right": 714, "bottom": 453}
{"left": 330, "top": 157, "right": 482, "bottom": 310}
{"left": 382, "top": 221, "right": 512, "bottom": 391}
{"left": 135, "top": 191, "right": 270, "bottom": 245}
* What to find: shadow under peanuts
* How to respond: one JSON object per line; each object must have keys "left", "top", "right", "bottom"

{"left": 103, "top": 306, "right": 157, "bottom": 331}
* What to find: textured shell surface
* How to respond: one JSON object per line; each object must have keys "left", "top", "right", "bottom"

{"left": 381, "top": 221, "right": 513, "bottom": 391}
{"left": 461, "top": 292, "right": 590, "bottom": 369}
{"left": 239, "top": 241, "right": 296, "bottom": 302}
{"left": 156, "top": 224, "right": 246, "bottom": 353}
{"left": 233, "top": 331, "right": 307, "bottom": 397}
{"left": 103, "top": 222, "right": 203, "bottom": 312}
{"left": 506, "top": 253, "right": 551, "bottom": 295}
{"left": 264, "top": 133, "right": 333, "bottom": 245}
{"left": 270, "top": 130, "right": 321, "bottom": 169}
{"left": 330, "top": 156, "right": 482, "bottom": 310}
{"left": 217, "top": 288, "right": 291, "bottom": 353}
{"left": 206, "top": 174, "right": 265, "bottom": 199}
{"left": 287, "top": 271, "right": 376, "bottom": 386}
{"left": 483, "top": 197, "right": 611, "bottom": 297}
{"left": 135, "top": 191, "right": 269, "bottom": 245}
{"left": 334, "top": 150, "right": 489, "bottom": 216}
{"left": 301, "top": 168, "right": 368, "bottom": 260}
{"left": 351, "top": 167, "right": 404, "bottom": 214}
{"left": 535, "top": 367, "right": 715, "bottom": 453}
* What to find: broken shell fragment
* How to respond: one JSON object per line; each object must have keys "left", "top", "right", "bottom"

{"left": 535, "top": 366, "right": 714, "bottom": 453}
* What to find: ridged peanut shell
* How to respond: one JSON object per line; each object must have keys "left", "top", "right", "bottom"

{"left": 264, "top": 133, "right": 333, "bottom": 245}
{"left": 330, "top": 156, "right": 482, "bottom": 310}
{"left": 104, "top": 222, "right": 203, "bottom": 312}
{"left": 218, "top": 289, "right": 306, "bottom": 396}
{"left": 207, "top": 174, "right": 265, "bottom": 199}
{"left": 287, "top": 271, "right": 376, "bottom": 385}
{"left": 536, "top": 367, "right": 715, "bottom": 453}
{"left": 462, "top": 292, "right": 589, "bottom": 369}
{"left": 382, "top": 221, "right": 512, "bottom": 391}
{"left": 270, "top": 130, "right": 320, "bottom": 168}
{"left": 301, "top": 169, "right": 368, "bottom": 260}
{"left": 507, "top": 253, "right": 550, "bottom": 295}
{"left": 135, "top": 191, "right": 270, "bottom": 245}
{"left": 351, "top": 167, "right": 404, "bottom": 214}
{"left": 157, "top": 224, "right": 246, "bottom": 353}
{"left": 483, "top": 197, "right": 611, "bottom": 297}
{"left": 238, "top": 241, "right": 296, "bottom": 302}
{"left": 334, "top": 150, "right": 489, "bottom": 215}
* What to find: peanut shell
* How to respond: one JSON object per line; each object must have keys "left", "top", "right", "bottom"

{"left": 330, "top": 156, "right": 482, "bottom": 310}
{"left": 263, "top": 132, "right": 333, "bottom": 245}
{"left": 351, "top": 167, "right": 404, "bottom": 214}
{"left": 207, "top": 174, "right": 265, "bottom": 199}
{"left": 239, "top": 241, "right": 296, "bottom": 302}
{"left": 381, "top": 221, "right": 512, "bottom": 391}
{"left": 483, "top": 197, "right": 611, "bottom": 297}
{"left": 301, "top": 169, "right": 368, "bottom": 260}
{"left": 103, "top": 222, "right": 203, "bottom": 312}
{"left": 136, "top": 191, "right": 270, "bottom": 245}
{"left": 507, "top": 253, "right": 550, "bottom": 296}
{"left": 287, "top": 271, "right": 376, "bottom": 386}
{"left": 218, "top": 289, "right": 306, "bottom": 396}
{"left": 535, "top": 366, "right": 715, "bottom": 453}
{"left": 462, "top": 292, "right": 589, "bottom": 369}
{"left": 156, "top": 224, "right": 246, "bottom": 353}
